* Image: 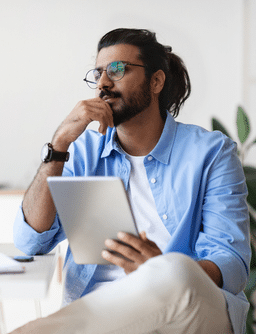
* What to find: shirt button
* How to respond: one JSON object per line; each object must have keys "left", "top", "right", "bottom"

{"left": 147, "top": 156, "right": 153, "bottom": 161}
{"left": 163, "top": 214, "right": 168, "bottom": 220}
{"left": 151, "top": 178, "right": 156, "bottom": 184}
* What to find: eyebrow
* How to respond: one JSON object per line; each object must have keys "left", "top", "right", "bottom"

{"left": 94, "top": 65, "right": 103, "bottom": 72}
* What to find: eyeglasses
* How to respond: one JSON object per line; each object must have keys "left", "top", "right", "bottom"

{"left": 83, "top": 61, "right": 146, "bottom": 89}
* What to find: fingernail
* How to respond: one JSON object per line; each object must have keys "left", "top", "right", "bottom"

{"left": 117, "top": 232, "right": 126, "bottom": 239}
{"left": 102, "top": 250, "right": 109, "bottom": 258}
{"left": 105, "top": 239, "right": 113, "bottom": 246}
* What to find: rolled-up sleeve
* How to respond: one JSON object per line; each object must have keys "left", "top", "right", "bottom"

{"left": 13, "top": 204, "right": 66, "bottom": 255}
{"left": 195, "top": 136, "right": 250, "bottom": 295}
{"left": 12, "top": 131, "right": 101, "bottom": 256}
{"left": 12, "top": 142, "right": 76, "bottom": 255}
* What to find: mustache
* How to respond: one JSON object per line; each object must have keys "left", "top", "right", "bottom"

{"left": 99, "top": 89, "right": 121, "bottom": 99}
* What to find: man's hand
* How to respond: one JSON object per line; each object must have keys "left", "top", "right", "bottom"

{"left": 52, "top": 97, "right": 114, "bottom": 151}
{"left": 102, "top": 231, "right": 162, "bottom": 274}
{"left": 22, "top": 97, "right": 114, "bottom": 233}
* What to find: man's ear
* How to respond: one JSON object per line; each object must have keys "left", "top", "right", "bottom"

{"left": 150, "top": 70, "right": 166, "bottom": 94}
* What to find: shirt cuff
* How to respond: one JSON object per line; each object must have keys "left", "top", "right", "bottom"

{"left": 202, "top": 253, "right": 248, "bottom": 295}
{"left": 13, "top": 204, "right": 65, "bottom": 255}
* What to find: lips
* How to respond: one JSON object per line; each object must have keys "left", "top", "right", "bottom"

{"left": 99, "top": 90, "right": 121, "bottom": 101}
{"left": 102, "top": 95, "right": 114, "bottom": 102}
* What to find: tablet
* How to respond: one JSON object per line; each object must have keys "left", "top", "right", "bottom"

{"left": 47, "top": 176, "right": 138, "bottom": 265}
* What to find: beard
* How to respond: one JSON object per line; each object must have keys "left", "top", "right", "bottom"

{"left": 100, "top": 78, "right": 152, "bottom": 127}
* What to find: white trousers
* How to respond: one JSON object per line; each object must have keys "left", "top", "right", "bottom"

{"left": 10, "top": 253, "right": 233, "bottom": 334}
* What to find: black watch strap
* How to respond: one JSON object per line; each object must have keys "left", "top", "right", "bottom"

{"left": 41, "top": 143, "right": 70, "bottom": 163}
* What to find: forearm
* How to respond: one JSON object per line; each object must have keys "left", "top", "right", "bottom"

{"left": 198, "top": 260, "right": 223, "bottom": 288}
{"left": 22, "top": 161, "right": 65, "bottom": 233}
{"left": 22, "top": 98, "right": 114, "bottom": 234}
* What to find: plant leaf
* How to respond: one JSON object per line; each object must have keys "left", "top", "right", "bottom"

{"left": 211, "top": 118, "right": 233, "bottom": 139}
{"left": 245, "top": 269, "right": 256, "bottom": 295}
{"left": 250, "top": 213, "right": 256, "bottom": 234}
{"left": 245, "top": 138, "right": 256, "bottom": 152}
{"left": 237, "top": 106, "right": 250, "bottom": 144}
{"left": 244, "top": 166, "right": 256, "bottom": 210}
{"left": 250, "top": 236, "right": 256, "bottom": 269}
{"left": 245, "top": 268, "right": 256, "bottom": 334}
{"left": 246, "top": 300, "right": 255, "bottom": 334}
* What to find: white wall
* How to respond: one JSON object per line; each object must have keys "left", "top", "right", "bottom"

{"left": 243, "top": 0, "right": 256, "bottom": 165}
{"left": 0, "top": 0, "right": 255, "bottom": 189}
{"left": 0, "top": 193, "right": 23, "bottom": 242}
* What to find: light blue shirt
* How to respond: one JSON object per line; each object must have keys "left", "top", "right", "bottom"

{"left": 13, "top": 113, "right": 250, "bottom": 334}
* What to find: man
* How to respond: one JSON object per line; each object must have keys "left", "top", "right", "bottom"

{"left": 12, "top": 28, "right": 250, "bottom": 333}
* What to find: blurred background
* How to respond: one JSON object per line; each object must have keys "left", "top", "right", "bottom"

{"left": 0, "top": 0, "right": 255, "bottom": 190}
{"left": 0, "top": 1, "right": 256, "bottom": 331}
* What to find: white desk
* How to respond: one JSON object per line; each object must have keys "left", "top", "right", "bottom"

{"left": 0, "top": 243, "right": 59, "bottom": 334}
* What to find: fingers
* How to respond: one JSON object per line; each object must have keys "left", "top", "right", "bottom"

{"left": 79, "top": 98, "right": 114, "bottom": 135}
{"left": 139, "top": 231, "right": 160, "bottom": 248}
{"left": 53, "top": 98, "right": 114, "bottom": 148}
{"left": 139, "top": 231, "right": 147, "bottom": 241}
{"left": 104, "top": 239, "right": 145, "bottom": 264}
{"left": 101, "top": 232, "right": 162, "bottom": 273}
{"left": 101, "top": 250, "right": 139, "bottom": 274}
{"left": 90, "top": 98, "right": 114, "bottom": 126}
{"left": 117, "top": 232, "right": 162, "bottom": 258}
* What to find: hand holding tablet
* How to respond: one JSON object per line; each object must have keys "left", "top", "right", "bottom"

{"left": 47, "top": 176, "right": 138, "bottom": 264}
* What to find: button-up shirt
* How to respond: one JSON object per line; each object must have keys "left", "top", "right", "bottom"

{"left": 14, "top": 113, "right": 250, "bottom": 334}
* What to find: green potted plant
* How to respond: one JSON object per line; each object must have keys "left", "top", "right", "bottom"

{"left": 211, "top": 106, "right": 256, "bottom": 334}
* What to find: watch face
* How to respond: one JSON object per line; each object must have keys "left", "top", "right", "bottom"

{"left": 41, "top": 143, "right": 52, "bottom": 162}
{"left": 41, "top": 143, "right": 69, "bottom": 162}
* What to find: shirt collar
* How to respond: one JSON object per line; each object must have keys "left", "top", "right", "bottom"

{"left": 101, "top": 112, "right": 177, "bottom": 164}
{"left": 101, "top": 127, "right": 122, "bottom": 158}
{"left": 150, "top": 112, "right": 177, "bottom": 164}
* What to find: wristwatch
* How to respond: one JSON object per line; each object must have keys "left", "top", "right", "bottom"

{"left": 41, "top": 143, "right": 70, "bottom": 163}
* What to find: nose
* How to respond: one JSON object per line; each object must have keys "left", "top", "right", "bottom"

{"left": 97, "top": 70, "right": 114, "bottom": 91}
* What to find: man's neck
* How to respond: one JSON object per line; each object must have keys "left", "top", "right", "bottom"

{"left": 116, "top": 107, "right": 165, "bottom": 156}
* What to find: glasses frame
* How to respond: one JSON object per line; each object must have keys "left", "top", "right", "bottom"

{"left": 83, "top": 61, "right": 146, "bottom": 89}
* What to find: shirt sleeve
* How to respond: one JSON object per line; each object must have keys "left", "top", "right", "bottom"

{"left": 195, "top": 136, "right": 251, "bottom": 295}
{"left": 13, "top": 130, "right": 108, "bottom": 256}
{"left": 13, "top": 166, "right": 71, "bottom": 255}
{"left": 12, "top": 142, "right": 78, "bottom": 255}
{"left": 13, "top": 204, "right": 66, "bottom": 255}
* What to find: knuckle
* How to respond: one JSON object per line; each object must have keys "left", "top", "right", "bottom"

{"left": 117, "top": 257, "right": 127, "bottom": 267}
{"left": 98, "top": 113, "right": 106, "bottom": 122}
{"left": 125, "top": 246, "right": 135, "bottom": 258}
{"left": 77, "top": 100, "right": 87, "bottom": 108}
{"left": 136, "top": 239, "right": 145, "bottom": 251}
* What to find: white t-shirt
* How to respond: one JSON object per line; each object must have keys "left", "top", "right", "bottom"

{"left": 125, "top": 153, "right": 171, "bottom": 252}
{"left": 91, "top": 152, "right": 171, "bottom": 291}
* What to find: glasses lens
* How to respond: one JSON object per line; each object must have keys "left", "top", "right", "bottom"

{"left": 85, "top": 69, "right": 100, "bottom": 89}
{"left": 107, "top": 61, "right": 125, "bottom": 81}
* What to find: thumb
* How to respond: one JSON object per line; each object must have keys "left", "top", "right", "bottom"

{"left": 139, "top": 231, "right": 147, "bottom": 241}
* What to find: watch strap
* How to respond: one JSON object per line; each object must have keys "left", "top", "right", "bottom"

{"left": 42, "top": 143, "right": 70, "bottom": 163}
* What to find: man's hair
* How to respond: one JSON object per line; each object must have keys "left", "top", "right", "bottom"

{"left": 97, "top": 28, "right": 191, "bottom": 119}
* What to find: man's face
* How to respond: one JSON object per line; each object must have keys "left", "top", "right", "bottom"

{"left": 95, "top": 44, "right": 152, "bottom": 126}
